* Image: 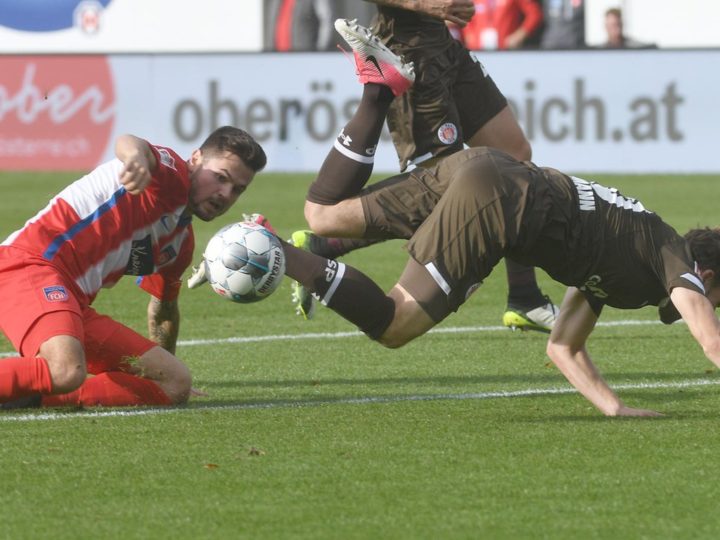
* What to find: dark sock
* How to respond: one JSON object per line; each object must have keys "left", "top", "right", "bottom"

{"left": 283, "top": 241, "right": 395, "bottom": 339}
{"left": 307, "top": 84, "right": 394, "bottom": 204}
{"left": 505, "top": 259, "right": 546, "bottom": 308}
{"left": 0, "top": 357, "right": 53, "bottom": 402}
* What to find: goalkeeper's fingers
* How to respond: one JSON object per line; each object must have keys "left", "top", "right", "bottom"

{"left": 187, "top": 261, "right": 208, "bottom": 289}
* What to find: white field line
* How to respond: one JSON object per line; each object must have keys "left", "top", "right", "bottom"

{"left": 0, "top": 318, "right": 665, "bottom": 357}
{"left": 0, "top": 377, "right": 718, "bottom": 423}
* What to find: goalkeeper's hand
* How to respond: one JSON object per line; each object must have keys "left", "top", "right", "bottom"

{"left": 242, "top": 212, "right": 276, "bottom": 235}
{"left": 187, "top": 260, "right": 208, "bottom": 289}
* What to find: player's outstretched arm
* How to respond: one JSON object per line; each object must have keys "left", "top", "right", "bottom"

{"left": 367, "top": 0, "right": 475, "bottom": 26}
{"left": 115, "top": 134, "right": 157, "bottom": 195}
{"left": 670, "top": 287, "right": 720, "bottom": 367}
{"left": 546, "top": 288, "right": 663, "bottom": 417}
{"left": 147, "top": 297, "right": 180, "bottom": 355}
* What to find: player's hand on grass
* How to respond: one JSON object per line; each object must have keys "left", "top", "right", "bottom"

{"left": 612, "top": 406, "right": 664, "bottom": 417}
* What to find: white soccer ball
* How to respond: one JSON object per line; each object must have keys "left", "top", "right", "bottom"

{"left": 203, "top": 221, "right": 285, "bottom": 303}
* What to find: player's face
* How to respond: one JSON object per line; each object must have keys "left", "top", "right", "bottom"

{"left": 187, "top": 149, "right": 255, "bottom": 222}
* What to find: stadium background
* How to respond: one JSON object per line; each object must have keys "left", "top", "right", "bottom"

{"left": 3, "top": 2, "right": 720, "bottom": 538}
{"left": 0, "top": 0, "right": 718, "bottom": 174}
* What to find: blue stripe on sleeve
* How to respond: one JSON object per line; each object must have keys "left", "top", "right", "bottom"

{"left": 42, "top": 187, "right": 128, "bottom": 261}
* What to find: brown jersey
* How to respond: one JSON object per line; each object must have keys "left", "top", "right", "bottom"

{"left": 512, "top": 167, "right": 703, "bottom": 312}
{"left": 363, "top": 147, "right": 704, "bottom": 320}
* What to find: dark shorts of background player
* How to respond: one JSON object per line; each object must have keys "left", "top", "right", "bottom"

{"left": 386, "top": 39, "right": 508, "bottom": 172}
{"left": 361, "top": 148, "right": 537, "bottom": 322}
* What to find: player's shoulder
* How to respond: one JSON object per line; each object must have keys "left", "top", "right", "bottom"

{"left": 148, "top": 144, "right": 184, "bottom": 173}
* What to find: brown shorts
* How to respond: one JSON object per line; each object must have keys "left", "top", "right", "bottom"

{"left": 401, "top": 150, "right": 534, "bottom": 321}
{"left": 386, "top": 39, "right": 508, "bottom": 171}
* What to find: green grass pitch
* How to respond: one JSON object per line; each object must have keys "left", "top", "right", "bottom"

{"left": 1, "top": 169, "right": 720, "bottom": 539}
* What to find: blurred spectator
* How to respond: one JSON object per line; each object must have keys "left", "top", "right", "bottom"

{"left": 540, "top": 0, "right": 585, "bottom": 49}
{"left": 264, "top": 0, "right": 338, "bottom": 51}
{"left": 461, "top": 0, "right": 543, "bottom": 50}
{"left": 603, "top": 7, "right": 655, "bottom": 49}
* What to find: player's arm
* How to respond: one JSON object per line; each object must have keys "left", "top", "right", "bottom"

{"left": 147, "top": 297, "right": 180, "bottom": 355}
{"left": 670, "top": 287, "right": 720, "bottom": 367}
{"left": 114, "top": 134, "right": 158, "bottom": 195}
{"left": 546, "top": 287, "right": 662, "bottom": 417}
{"left": 366, "top": 0, "right": 475, "bottom": 26}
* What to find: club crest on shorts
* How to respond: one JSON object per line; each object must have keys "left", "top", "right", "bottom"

{"left": 43, "top": 285, "right": 68, "bottom": 302}
{"left": 437, "top": 123, "right": 458, "bottom": 145}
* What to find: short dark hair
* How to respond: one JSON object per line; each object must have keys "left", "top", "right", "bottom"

{"left": 685, "top": 227, "right": 720, "bottom": 285}
{"left": 605, "top": 7, "right": 622, "bottom": 19}
{"left": 200, "top": 126, "right": 267, "bottom": 173}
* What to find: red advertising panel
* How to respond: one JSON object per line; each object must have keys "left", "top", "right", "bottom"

{"left": 0, "top": 55, "right": 115, "bottom": 170}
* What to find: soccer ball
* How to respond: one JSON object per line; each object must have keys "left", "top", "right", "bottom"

{"left": 203, "top": 221, "right": 285, "bottom": 303}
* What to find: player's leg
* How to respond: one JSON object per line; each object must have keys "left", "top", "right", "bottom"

{"left": 294, "top": 20, "right": 415, "bottom": 317}
{"left": 0, "top": 259, "right": 88, "bottom": 407}
{"left": 0, "top": 327, "right": 86, "bottom": 407}
{"left": 284, "top": 152, "right": 515, "bottom": 347}
{"left": 304, "top": 19, "right": 414, "bottom": 233}
{"left": 42, "top": 309, "right": 191, "bottom": 407}
{"left": 282, "top": 240, "right": 398, "bottom": 340}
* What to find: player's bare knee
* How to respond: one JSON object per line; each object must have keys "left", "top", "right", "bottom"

{"left": 49, "top": 361, "right": 87, "bottom": 393}
{"left": 38, "top": 336, "right": 87, "bottom": 393}
{"left": 377, "top": 329, "right": 412, "bottom": 349}
{"left": 304, "top": 203, "right": 335, "bottom": 236}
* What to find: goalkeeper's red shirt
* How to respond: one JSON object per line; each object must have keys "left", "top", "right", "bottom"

{"left": 1, "top": 144, "right": 194, "bottom": 304}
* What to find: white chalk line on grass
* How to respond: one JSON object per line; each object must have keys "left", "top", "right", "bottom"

{"left": 2, "top": 377, "right": 718, "bottom": 423}
{"left": 0, "top": 318, "right": 664, "bottom": 357}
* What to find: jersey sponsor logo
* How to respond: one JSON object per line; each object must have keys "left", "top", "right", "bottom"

{"left": 365, "top": 145, "right": 377, "bottom": 157}
{"left": 43, "top": 285, "right": 69, "bottom": 302}
{"left": 156, "top": 147, "right": 177, "bottom": 170}
{"left": 0, "top": 0, "right": 113, "bottom": 32}
{"left": 365, "top": 55, "right": 384, "bottom": 78}
{"left": 580, "top": 274, "right": 609, "bottom": 299}
{"left": 125, "top": 235, "right": 154, "bottom": 275}
{"left": 0, "top": 55, "right": 115, "bottom": 170}
{"left": 437, "top": 123, "right": 458, "bottom": 145}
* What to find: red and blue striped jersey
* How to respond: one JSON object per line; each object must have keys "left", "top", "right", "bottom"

{"left": 2, "top": 144, "right": 194, "bottom": 303}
